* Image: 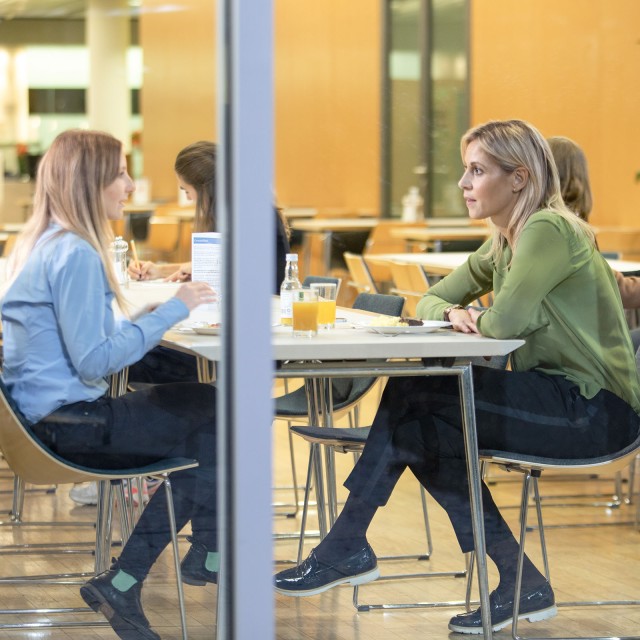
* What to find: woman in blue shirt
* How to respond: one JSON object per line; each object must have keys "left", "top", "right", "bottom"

{"left": 1, "top": 129, "right": 217, "bottom": 640}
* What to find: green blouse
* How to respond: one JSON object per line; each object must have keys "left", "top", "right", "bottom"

{"left": 416, "top": 210, "right": 640, "bottom": 414}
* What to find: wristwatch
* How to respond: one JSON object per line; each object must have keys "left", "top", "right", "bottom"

{"left": 443, "top": 304, "right": 465, "bottom": 321}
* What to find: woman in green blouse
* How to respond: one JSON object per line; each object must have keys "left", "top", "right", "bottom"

{"left": 274, "top": 120, "right": 640, "bottom": 634}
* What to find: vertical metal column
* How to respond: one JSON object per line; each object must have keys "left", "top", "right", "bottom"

{"left": 217, "top": 1, "right": 274, "bottom": 639}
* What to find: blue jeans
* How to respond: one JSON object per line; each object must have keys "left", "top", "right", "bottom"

{"left": 31, "top": 382, "right": 216, "bottom": 581}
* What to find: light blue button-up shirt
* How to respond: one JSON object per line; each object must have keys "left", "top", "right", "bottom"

{"left": 1, "top": 224, "right": 189, "bottom": 423}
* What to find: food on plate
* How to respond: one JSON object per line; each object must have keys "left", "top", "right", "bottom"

{"left": 368, "top": 315, "right": 424, "bottom": 327}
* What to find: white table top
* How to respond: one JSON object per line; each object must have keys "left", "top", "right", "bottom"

{"left": 162, "top": 306, "right": 523, "bottom": 362}
{"left": 366, "top": 252, "right": 640, "bottom": 276}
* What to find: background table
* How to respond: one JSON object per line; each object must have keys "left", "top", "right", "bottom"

{"left": 366, "top": 252, "right": 640, "bottom": 277}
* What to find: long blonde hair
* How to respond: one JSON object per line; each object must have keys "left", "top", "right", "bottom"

{"left": 547, "top": 135, "right": 593, "bottom": 221}
{"left": 461, "top": 120, "right": 594, "bottom": 263}
{"left": 5, "top": 129, "right": 127, "bottom": 310}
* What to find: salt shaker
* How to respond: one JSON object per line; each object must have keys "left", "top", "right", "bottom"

{"left": 110, "top": 236, "right": 129, "bottom": 286}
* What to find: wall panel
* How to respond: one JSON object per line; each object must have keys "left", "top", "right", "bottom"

{"left": 470, "top": 0, "right": 640, "bottom": 226}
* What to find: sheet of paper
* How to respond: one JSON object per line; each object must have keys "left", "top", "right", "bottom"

{"left": 191, "top": 232, "right": 222, "bottom": 324}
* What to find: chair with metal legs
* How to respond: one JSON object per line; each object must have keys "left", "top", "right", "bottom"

{"left": 290, "top": 425, "right": 470, "bottom": 612}
{"left": 0, "top": 378, "right": 199, "bottom": 638}
{"left": 465, "top": 431, "right": 640, "bottom": 640}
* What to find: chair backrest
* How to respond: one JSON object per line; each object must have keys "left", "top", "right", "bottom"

{"left": 343, "top": 252, "right": 378, "bottom": 295}
{"left": 353, "top": 292, "right": 405, "bottom": 317}
{"left": 389, "top": 261, "right": 430, "bottom": 316}
{"left": 2, "top": 234, "right": 17, "bottom": 258}
{"left": 0, "top": 379, "right": 97, "bottom": 485}
{"left": 303, "top": 275, "right": 342, "bottom": 297}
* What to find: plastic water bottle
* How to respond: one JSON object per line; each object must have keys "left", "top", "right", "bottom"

{"left": 280, "top": 253, "right": 302, "bottom": 326}
{"left": 401, "top": 186, "right": 424, "bottom": 222}
{"left": 110, "top": 236, "right": 129, "bottom": 286}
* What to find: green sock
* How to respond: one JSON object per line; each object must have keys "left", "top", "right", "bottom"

{"left": 205, "top": 552, "right": 220, "bottom": 573}
{"left": 111, "top": 569, "right": 138, "bottom": 592}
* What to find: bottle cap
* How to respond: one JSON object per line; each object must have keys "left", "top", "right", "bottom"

{"left": 286, "top": 253, "right": 298, "bottom": 261}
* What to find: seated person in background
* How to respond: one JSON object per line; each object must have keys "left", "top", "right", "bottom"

{"left": 1, "top": 129, "right": 218, "bottom": 640}
{"left": 126, "top": 140, "right": 290, "bottom": 385}
{"left": 548, "top": 135, "right": 640, "bottom": 349}
{"left": 274, "top": 120, "right": 640, "bottom": 635}
{"left": 128, "top": 140, "right": 290, "bottom": 293}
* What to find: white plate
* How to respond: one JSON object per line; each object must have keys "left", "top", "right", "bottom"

{"left": 193, "top": 325, "right": 221, "bottom": 336}
{"left": 361, "top": 320, "right": 451, "bottom": 335}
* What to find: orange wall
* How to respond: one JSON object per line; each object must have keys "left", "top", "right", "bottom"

{"left": 141, "top": 0, "right": 382, "bottom": 212}
{"left": 274, "top": 0, "right": 381, "bottom": 212}
{"left": 470, "top": 0, "right": 640, "bottom": 226}
{"left": 140, "top": 0, "right": 217, "bottom": 202}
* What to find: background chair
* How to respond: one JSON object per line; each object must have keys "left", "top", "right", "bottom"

{"left": 389, "top": 261, "right": 431, "bottom": 316}
{"left": 343, "top": 252, "right": 379, "bottom": 298}
{"left": 0, "top": 378, "right": 198, "bottom": 637}
{"left": 274, "top": 292, "right": 404, "bottom": 520}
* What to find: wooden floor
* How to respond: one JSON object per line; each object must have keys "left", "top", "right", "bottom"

{"left": 0, "top": 381, "right": 638, "bottom": 639}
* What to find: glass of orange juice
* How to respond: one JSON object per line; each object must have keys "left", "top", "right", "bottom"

{"left": 292, "top": 288, "right": 319, "bottom": 337}
{"left": 310, "top": 283, "right": 337, "bottom": 329}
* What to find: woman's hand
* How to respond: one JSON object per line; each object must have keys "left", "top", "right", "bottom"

{"left": 165, "top": 262, "right": 192, "bottom": 282}
{"left": 174, "top": 281, "right": 217, "bottom": 312}
{"left": 448, "top": 307, "right": 480, "bottom": 334}
{"left": 128, "top": 260, "right": 163, "bottom": 281}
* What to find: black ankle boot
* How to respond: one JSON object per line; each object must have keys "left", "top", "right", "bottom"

{"left": 80, "top": 561, "right": 160, "bottom": 640}
{"left": 181, "top": 536, "right": 218, "bottom": 586}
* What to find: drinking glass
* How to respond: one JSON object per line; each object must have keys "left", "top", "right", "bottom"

{"left": 310, "top": 283, "right": 337, "bottom": 329}
{"left": 292, "top": 288, "right": 319, "bottom": 337}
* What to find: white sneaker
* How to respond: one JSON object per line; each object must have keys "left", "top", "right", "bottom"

{"left": 69, "top": 482, "right": 99, "bottom": 506}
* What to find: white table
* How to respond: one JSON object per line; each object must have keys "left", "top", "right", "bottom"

{"left": 366, "top": 252, "right": 640, "bottom": 277}
{"left": 161, "top": 307, "right": 523, "bottom": 639}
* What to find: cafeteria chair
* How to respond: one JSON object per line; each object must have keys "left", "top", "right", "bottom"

{"left": 274, "top": 291, "right": 403, "bottom": 521}
{"left": 466, "top": 431, "right": 640, "bottom": 640}
{"left": 302, "top": 274, "right": 342, "bottom": 293}
{"left": 389, "top": 261, "right": 431, "bottom": 316}
{"left": 343, "top": 252, "right": 379, "bottom": 295}
{"left": 289, "top": 424, "right": 468, "bottom": 612}
{"left": 0, "top": 377, "right": 198, "bottom": 637}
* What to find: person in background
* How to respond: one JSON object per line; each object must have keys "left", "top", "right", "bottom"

{"left": 548, "top": 135, "right": 640, "bottom": 349}
{"left": 1, "top": 129, "right": 219, "bottom": 640}
{"left": 274, "top": 120, "right": 640, "bottom": 635}
{"left": 127, "top": 140, "right": 290, "bottom": 293}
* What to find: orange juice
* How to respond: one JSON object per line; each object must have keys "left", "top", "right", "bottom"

{"left": 317, "top": 299, "right": 336, "bottom": 326}
{"left": 292, "top": 300, "right": 319, "bottom": 334}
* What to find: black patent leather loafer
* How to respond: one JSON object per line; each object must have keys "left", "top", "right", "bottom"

{"left": 274, "top": 544, "right": 379, "bottom": 597}
{"left": 181, "top": 536, "right": 218, "bottom": 586}
{"left": 80, "top": 564, "right": 160, "bottom": 640}
{"left": 448, "top": 581, "right": 557, "bottom": 634}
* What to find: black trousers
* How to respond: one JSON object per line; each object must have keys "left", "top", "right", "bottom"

{"left": 31, "top": 382, "right": 216, "bottom": 581}
{"left": 344, "top": 368, "right": 640, "bottom": 553}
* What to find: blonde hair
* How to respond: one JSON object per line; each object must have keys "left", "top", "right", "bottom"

{"left": 5, "top": 129, "right": 127, "bottom": 310}
{"left": 547, "top": 136, "right": 593, "bottom": 221}
{"left": 461, "top": 120, "right": 594, "bottom": 263}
